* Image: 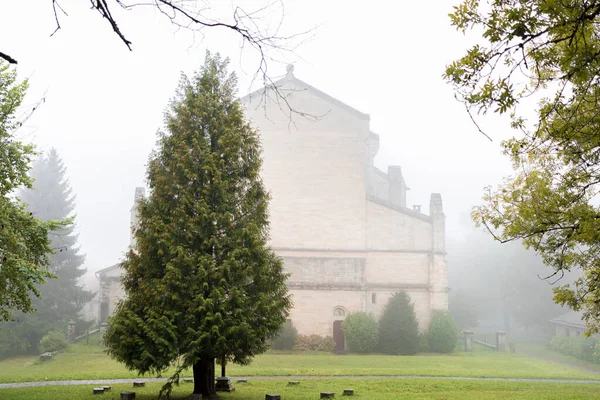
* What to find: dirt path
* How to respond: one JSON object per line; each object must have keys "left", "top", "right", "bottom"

{"left": 1, "top": 375, "right": 600, "bottom": 389}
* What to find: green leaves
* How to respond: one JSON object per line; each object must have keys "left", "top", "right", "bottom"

{"left": 449, "top": 1, "right": 600, "bottom": 334}
{"left": 0, "top": 63, "right": 67, "bottom": 322}
{"left": 104, "top": 52, "right": 291, "bottom": 391}
{"left": 342, "top": 312, "right": 379, "bottom": 353}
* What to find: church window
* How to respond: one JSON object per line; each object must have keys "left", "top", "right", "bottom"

{"left": 332, "top": 307, "right": 346, "bottom": 317}
{"left": 372, "top": 293, "right": 376, "bottom": 304}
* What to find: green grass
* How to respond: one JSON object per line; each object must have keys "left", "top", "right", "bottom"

{"left": 517, "top": 342, "right": 600, "bottom": 372}
{"left": 2, "top": 379, "right": 600, "bottom": 399}
{"left": 226, "top": 351, "right": 600, "bottom": 380}
{"left": 1, "top": 345, "right": 599, "bottom": 383}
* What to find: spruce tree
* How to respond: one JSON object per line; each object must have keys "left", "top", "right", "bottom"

{"left": 104, "top": 52, "right": 291, "bottom": 398}
{"left": 0, "top": 149, "right": 92, "bottom": 356}
{"left": 378, "top": 291, "right": 420, "bottom": 355}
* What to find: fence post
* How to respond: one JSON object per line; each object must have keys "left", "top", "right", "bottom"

{"left": 463, "top": 330, "right": 473, "bottom": 352}
{"left": 67, "top": 320, "right": 76, "bottom": 343}
{"left": 495, "top": 331, "right": 506, "bottom": 352}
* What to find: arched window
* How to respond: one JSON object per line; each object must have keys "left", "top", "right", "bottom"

{"left": 333, "top": 307, "right": 346, "bottom": 317}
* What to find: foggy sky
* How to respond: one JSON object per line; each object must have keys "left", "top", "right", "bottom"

{"left": 1, "top": 1, "right": 518, "bottom": 283}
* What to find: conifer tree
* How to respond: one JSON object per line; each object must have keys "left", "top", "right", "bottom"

{"left": 378, "top": 291, "right": 420, "bottom": 355}
{"left": 0, "top": 149, "right": 92, "bottom": 356}
{"left": 104, "top": 52, "right": 291, "bottom": 398}
{"left": 21, "top": 150, "right": 92, "bottom": 317}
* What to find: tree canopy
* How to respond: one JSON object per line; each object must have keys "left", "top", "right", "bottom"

{"left": 445, "top": 1, "right": 600, "bottom": 334}
{"left": 103, "top": 52, "right": 291, "bottom": 398}
{"left": 0, "top": 62, "right": 63, "bottom": 321}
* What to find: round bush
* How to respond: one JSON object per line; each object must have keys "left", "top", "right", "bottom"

{"left": 39, "top": 330, "right": 68, "bottom": 353}
{"left": 426, "top": 311, "right": 458, "bottom": 353}
{"left": 271, "top": 320, "right": 298, "bottom": 350}
{"left": 342, "top": 312, "right": 379, "bottom": 353}
{"left": 378, "top": 291, "right": 420, "bottom": 355}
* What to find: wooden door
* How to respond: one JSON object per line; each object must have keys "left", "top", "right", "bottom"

{"left": 333, "top": 320, "right": 344, "bottom": 352}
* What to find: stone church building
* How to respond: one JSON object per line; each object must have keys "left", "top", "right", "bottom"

{"left": 96, "top": 67, "right": 448, "bottom": 350}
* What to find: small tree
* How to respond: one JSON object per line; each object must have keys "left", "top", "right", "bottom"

{"left": 103, "top": 52, "right": 291, "bottom": 398}
{"left": 271, "top": 320, "right": 298, "bottom": 350}
{"left": 342, "top": 312, "right": 379, "bottom": 353}
{"left": 426, "top": 311, "right": 458, "bottom": 354}
{"left": 378, "top": 292, "right": 419, "bottom": 355}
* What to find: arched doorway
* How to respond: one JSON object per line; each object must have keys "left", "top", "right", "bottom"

{"left": 332, "top": 307, "right": 346, "bottom": 352}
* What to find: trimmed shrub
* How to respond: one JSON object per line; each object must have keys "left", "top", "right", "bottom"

{"left": 378, "top": 291, "right": 420, "bottom": 355}
{"left": 294, "top": 335, "right": 336, "bottom": 352}
{"left": 426, "top": 311, "right": 459, "bottom": 353}
{"left": 271, "top": 320, "right": 298, "bottom": 350}
{"left": 39, "top": 330, "right": 68, "bottom": 353}
{"left": 342, "top": 312, "right": 379, "bottom": 353}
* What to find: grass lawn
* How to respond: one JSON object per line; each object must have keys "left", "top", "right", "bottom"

{"left": 1, "top": 344, "right": 599, "bottom": 383}
{"left": 227, "top": 350, "right": 600, "bottom": 380}
{"left": 2, "top": 379, "right": 600, "bottom": 399}
{"left": 517, "top": 342, "right": 600, "bottom": 373}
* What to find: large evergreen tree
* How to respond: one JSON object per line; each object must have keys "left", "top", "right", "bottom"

{"left": 0, "top": 149, "right": 92, "bottom": 356}
{"left": 0, "top": 62, "right": 62, "bottom": 323}
{"left": 104, "top": 52, "right": 291, "bottom": 398}
{"left": 378, "top": 291, "right": 420, "bottom": 355}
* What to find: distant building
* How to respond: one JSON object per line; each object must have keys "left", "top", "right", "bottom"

{"left": 95, "top": 187, "right": 144, "bottom": 324}
{"left": 96, "top": 67, "right": 448, "bottom": 351}
{"left": 550, "top": 310, "right": 588, "bottom": 337}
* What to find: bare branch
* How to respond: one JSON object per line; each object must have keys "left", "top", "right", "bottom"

{"left": 0, "top": 52, "right": 17, "bottom": 64}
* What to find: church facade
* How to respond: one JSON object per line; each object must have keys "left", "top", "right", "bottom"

{"left": 96, "top": 67, "right": 448, "bottom": 349}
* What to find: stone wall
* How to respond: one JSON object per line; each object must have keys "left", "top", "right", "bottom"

{"left": 283, "top": 256, "right": 365, "bottom": 288}
{"left": 287, "top": 289, "right": 365, "bottom": 336}
{"left": 242, "top": 77, "right": 370, "bottom": 251}
{"left": 106, "top": 279, "right": 125, "bottom": 317}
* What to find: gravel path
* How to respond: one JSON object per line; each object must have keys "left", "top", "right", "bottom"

{"left": 1, "top": 375, "right": 600, "bottom": 389}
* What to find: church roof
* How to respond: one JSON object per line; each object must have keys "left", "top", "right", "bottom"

{"left": 96, "top": 263, "right": 120, "bottom": 276}
{"left": 239, "top": 65, "right": 370, "bottom": 121}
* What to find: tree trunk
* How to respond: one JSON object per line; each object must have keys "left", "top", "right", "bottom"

{"left": 193, "top": 358, "right": 216, "bottom": 397}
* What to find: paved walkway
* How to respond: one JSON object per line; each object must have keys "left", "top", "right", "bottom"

{"left": 1, "top": 375, "right": 600, "bottom": 389}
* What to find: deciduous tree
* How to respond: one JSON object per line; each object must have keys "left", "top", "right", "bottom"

{"left": 0, "top": 149, "right": 94, "bottom": 355}
{"left": 445, "top": 1, "right": 600, "bottom": 334}
{"left": 103, "top": 52, "right": 291, "bottom": 398}
{"left": 0, "top": 62, "right": 63, "bottom": 322}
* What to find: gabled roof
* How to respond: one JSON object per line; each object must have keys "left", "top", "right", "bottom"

{"left": 239, "top": 66, "right": 370, "bottom": 121}
{"left": 96, "top": 263, "right": 120, "bottom": 276}
{"left": 550, "top": 310, "right": 587, "bottom": 329}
